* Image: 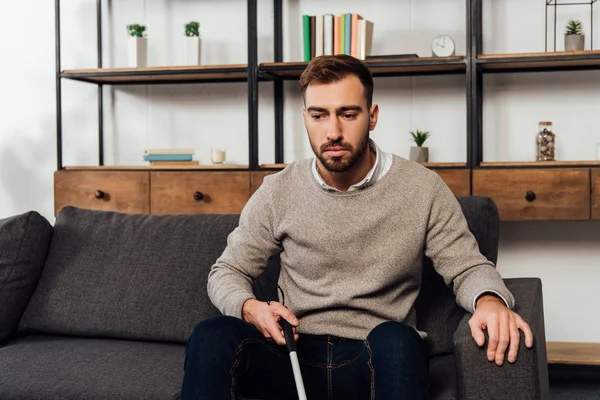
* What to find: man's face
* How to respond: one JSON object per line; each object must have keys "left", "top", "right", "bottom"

{"left": 302, "top": 75, "right": 378, "bottom": 173}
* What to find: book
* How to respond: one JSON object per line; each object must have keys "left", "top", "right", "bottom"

{"left": 144, "top": 148, "right": 195, "bottom": 155}
{"left": 315, "top": 14, "right": 324, "bottom": 57}
{"left": 357, "top": 19, "right": 374, "bottom": 59}
{"left": 143, "top": 154, "right": 194, "bottom": 161}
{"left": 351, "top": 14, "right": 363, "bottom": 58}
{"left": 303, "top": 15, "right": 311, "bottom": 61}
{"left": 333, "top": 15, "right": 340, "bottom": 55}
{"left": 344, "top": 13, "right": 351, "bottom": 55}
{"left": 324, "top": 14, "right": 333, "bottom": 55}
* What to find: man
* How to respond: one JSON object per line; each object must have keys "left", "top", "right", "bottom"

{"left": 180, "top": 54, "right": 534, "bottom": 400}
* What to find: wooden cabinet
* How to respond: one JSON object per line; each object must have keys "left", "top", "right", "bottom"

{"left": 251, "top": 171, "right": 277, "bottom": 194}
{"left": 54, "top": 170, "right": 150, "bottom": 215}
{"left": 472, "top": 168, "right": 590, "bottom": 221}
{"left": 434, "top": 169, "right": 470, "bottom": 197}
{"left": 591, "top": 169, "right": 600, "bottom": 220}
{"left": 150, "top": 171, "right": 251, "bottom": 214}
{"left": 251, "top": 169, "right": 470, "bottom": 196}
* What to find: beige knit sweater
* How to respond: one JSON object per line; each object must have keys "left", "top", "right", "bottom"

{"left": 207, "top": 155, "right": 515, "bottom": 340}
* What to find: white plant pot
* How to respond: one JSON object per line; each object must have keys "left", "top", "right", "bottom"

{"left": 184, "top": 37, "right": 202, "bottom": 66}
{"left": 565, "top": 34, "right": 585, "bottom": 51}
{"left": 409, "top": 146, "right": 429, "bottom": 163}
{"left": 128, "top": 37, "right": 147, "bottom": 68}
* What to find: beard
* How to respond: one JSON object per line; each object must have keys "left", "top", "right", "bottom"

{"left": 310, "top": 131, "right": 370, "bottom": 173}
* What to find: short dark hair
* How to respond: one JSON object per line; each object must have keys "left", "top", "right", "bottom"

{"left": 299, "top": 55, "right": 374, "bottom": 108}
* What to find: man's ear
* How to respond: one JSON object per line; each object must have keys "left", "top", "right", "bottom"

{"left": 369, "top": 104, "right": 379, "bottom": 131}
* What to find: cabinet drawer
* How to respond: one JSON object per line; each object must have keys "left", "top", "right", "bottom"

{"left": 54, "top": 170, "right": 150, "bottom": 215}
{"left": 473, "top": 169, "right": 590, "bottom": 221}
{"left": 591, "top": 169, "right": 600, "bottom": 220}
{"left": 150, "top": 172, "right": 250, "bottom": 214}
{"left": 251, "top": 171, "right": 278, "bottom": 195}
{"left": 434, "top": 169, "right": 470, "bottom": 197}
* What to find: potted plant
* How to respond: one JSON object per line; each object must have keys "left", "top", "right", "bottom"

{"left": 127, "top": 23, "right": 147, "bottom": 67}
{"left": 565, "top": 19, "right": 584, "bottom": 51}
{"left": 184, "top": 21, "right": 201, "bottom": 66}
{"left": 409, "top": 129, "right": 430, "bottom": 163}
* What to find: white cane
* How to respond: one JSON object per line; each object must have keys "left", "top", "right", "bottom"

{"left": 280, "top": 318, "right": 308, "bottom": 400}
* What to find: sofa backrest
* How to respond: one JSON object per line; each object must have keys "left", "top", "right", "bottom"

{"left": 18, "top": 206, "right": 239, "bottom": 344}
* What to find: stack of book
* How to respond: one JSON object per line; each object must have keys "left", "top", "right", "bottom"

{"left": 302, "top": 13, "right": 374, "bottom": 61}
{"left": 143, "top": 149, "right": 198, "bottom": 166}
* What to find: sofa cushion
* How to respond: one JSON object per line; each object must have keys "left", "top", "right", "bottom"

{"left": 415, "top": 196, "right": 500, "bottom": 357}
{"left": 19, "top": 206, "right": 239, "bottom": 344}
{"left": 0, "top": 211, "right": 53, "bottom": 343}
{"left": 0, "top": 334, "right": 184, "bottom": 400}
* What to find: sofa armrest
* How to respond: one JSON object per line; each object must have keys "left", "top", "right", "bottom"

{"left": 453, "top": 278, "right": 550, "bottom": 400}
{"left": 0, "top": 211, "right": 53, "bottom": 343}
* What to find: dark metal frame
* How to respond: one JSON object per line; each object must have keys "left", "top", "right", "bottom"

{"left": 54, "top": 0, "right": 263, "bottom": 171}
{"left": 546, "top": 0, "right": 597, "bottom": 52}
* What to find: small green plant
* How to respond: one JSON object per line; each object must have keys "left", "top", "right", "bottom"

{"left": 185, "top": 21, "right": 200, "bottom": 37}
{"left": 409, "top": 129, "right": 430, "bottom": 147}
{"left": 565, "top": 20, "right": 583, "bottom": 36}
{"left": 127, "top": 23, "right": 146, "bottom": 37}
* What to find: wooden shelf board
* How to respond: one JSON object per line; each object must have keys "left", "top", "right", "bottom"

{"left": 258, "top": 162, "right": 465, "bottom": 169}
{"left": 259, "top": 56, "right": 466, "bottom": 79}
{"left": 547, "top": 342, "right": 600, "bottom": 366}
{"left": 62, "top": 165, "right": 249, "bottom": 171}
{"left": 421, "top": 162, "right": 466, "bottom": 168}
{"left": 259, "top": 164, "right": 288, "bottom": 169}
{"left": 61, "top": 64, "right": 248, "bottom": 84}
{"left": 478, "top": 51, "right": 600, "bottom": 71}
{"left": 480, "top": 161, "right": 600, "bottom": 167}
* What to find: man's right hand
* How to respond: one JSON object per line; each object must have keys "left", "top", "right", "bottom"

{"left": 242, "top": 299, "right": 299, "bottom": 346}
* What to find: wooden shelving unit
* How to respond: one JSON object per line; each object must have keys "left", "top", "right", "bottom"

{"left": 61, "top": 64, "right": 249, "bottom": 85}
{"left": 547, "top": 342, "right": 600, "bottom": 366}
{"left": 259, "top": 56, "right": 466, "bottom": 80}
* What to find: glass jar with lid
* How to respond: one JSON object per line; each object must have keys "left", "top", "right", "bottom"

{"left": 536, "top": 121, "right": 556, "bottom": 161}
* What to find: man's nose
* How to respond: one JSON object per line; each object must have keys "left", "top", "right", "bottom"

{"left": 326, "top": 117, "right": 342, "bottom": 141}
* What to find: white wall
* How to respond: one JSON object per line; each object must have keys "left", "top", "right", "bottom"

{"left": 0, "top": 0, "right": 598, "bottom": 342}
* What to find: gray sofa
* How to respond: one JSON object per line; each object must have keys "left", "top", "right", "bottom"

{"left": 0, "top": 196, "right": 549, "bottom": 399}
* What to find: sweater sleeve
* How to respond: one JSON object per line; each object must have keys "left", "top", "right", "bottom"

{"left": 207, "top": 177, "right": 282, "bottom": 318}
{"left": 423, "top": 175, "right": 515, "bottom": 314}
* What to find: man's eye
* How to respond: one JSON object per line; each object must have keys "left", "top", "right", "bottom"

{"left": 311, "top": 114, "right": 323, "bottom": 120}
{"left": 342, "top": 114, "right": 357, "bottom": 119}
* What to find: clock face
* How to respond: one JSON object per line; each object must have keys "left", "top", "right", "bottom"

{"left": 432, "top": 35, "right": 455, "bottom": 57}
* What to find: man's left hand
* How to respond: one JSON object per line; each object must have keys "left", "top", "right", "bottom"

{"left": 469, "top": 295, "right": 534, "bottom": 366}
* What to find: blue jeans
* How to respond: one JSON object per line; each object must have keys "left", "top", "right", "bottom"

{"left": 180, "top": 316, "right": 429, "bottom": 400}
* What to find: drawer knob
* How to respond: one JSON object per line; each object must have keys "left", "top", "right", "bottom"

{"left": 193, "top": 191, "right": 204, "bottom": 201}
{"left": 94, "top": 190, "right": 105, "bottom": 199}
{"left": 525, "top": 190, "right": 536, "bottom": 202}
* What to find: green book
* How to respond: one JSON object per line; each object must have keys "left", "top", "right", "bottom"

{"left": 303, "top": 15, "right": 311, "bottom": 61}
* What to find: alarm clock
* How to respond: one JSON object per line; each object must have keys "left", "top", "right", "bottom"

{"left": 431, "top": 34, "right": 455, "bottom": 57}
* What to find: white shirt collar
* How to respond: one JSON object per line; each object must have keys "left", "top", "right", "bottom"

{"left": 312, "top": 139, "right": 384, "bottom": 192}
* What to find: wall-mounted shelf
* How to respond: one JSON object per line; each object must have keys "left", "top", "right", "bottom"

{"left": 547, "top": 342, "right": 600, "bottom": 366}
{"left": 479, "top": 161, "right": 600, "bottom": 168}
{"left": 259, "top": 56, "right": 466, "bottom": 80}
{"left": 478, "top": 51, "right": 600, "bottom": 73}
{"left": 61, "top": 64, "right": 249, "bottom": 85}
{"left": 258, "top": 162, "right": 466, "bottom": 170}
{"left": 63, "top": 165, "right": 249, "bottom": 171}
